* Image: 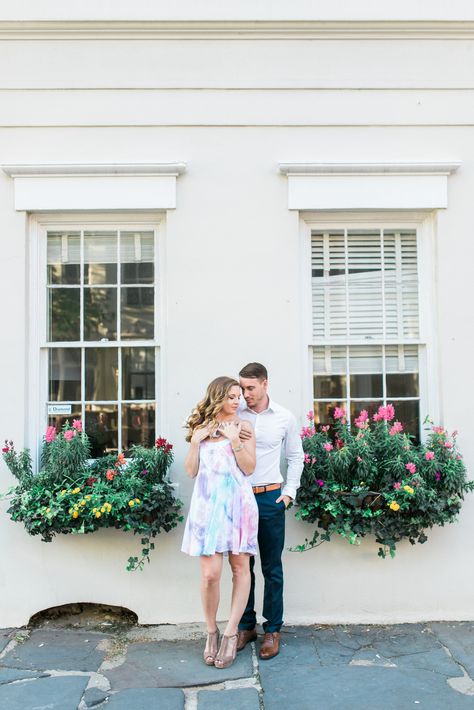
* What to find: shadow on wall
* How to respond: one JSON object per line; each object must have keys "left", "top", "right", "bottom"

{"left": 28, "top": 602, "right": 138, "bottom": 629}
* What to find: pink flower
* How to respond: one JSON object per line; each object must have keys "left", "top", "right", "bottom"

{"left": 425, "top": 451, "right": 435, "bottom": 461}
{"left": 64, "top": 429, "right": 75, "bottom": 441}
{"left": 106, "top": 469, "right": 115, "bottom": 481}
{"left": 312, "top": 457, "right": 317, "bottom": 464}
{"left": 45, "top": 426, "right": 57, "bottom": 443}
{"left": 307, "top": 411, "right": 314, "bottom": 421}
{"left": 374, "top": 404, "right": 395, "bottom": 422}
{"left": 355, "top": 410, "right": 369, "bottom": 429}
{"left": 435, "top": 471, "right": 441, "bottom": 481}
{"left": 357, "top": 456, "right": 362, "bottom": 462}
{"left": 452, "top": 430, "right": 458, "bottom": 438}
{"left": 444, "top": 441, "right": 453, "bottom": 449}
{"left": 72, "top": 419, "right": 82, "bottom": 432}
{"left": 304, "top": 453, "right": 311, "bottom": 464}
{"left": 2, "top": 446, "right": 9, "bottom": 453}
{"left": 323, "top": 443, "right": 333, "bottom": 452}
{"left": 321, "top": 425, "right": 330, "bottom": 433}
{"left": 316, "top": 479, "right": 325, "bottom": 487}
{"left": 300, "top": 426, "right": 315, "bottom": 439}
{"left": 333, "top": 407, "right": 346, "bottom": 421}
{"left": 432, "top": 426, "right": 445, "bottom": 434}
{"left": 393, "top": 482, "right": 401, "bottom": 490}
{"left": 405, "top": 462, "right": 417, "bottom": 474}
{"left": 389, "top": 421, "right": 404, "bottom": 436}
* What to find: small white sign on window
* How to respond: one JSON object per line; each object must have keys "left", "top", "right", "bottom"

{"left": 47, "top": 404, "right": 72, "bottom": 415}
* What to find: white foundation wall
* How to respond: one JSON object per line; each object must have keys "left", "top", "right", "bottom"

{"left": 1, "top": 7, "right": 474, "bottom": 627}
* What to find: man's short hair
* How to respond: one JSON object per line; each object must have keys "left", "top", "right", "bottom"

{"left": 239, "top": 362, "right": 268, "bottom": 381}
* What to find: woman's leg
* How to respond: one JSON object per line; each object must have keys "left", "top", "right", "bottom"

{"left": 223, "top": 553, "right": 251, "bottom": 637}
{"left": 200, "top": 553, "right": 224, "bottom": 632}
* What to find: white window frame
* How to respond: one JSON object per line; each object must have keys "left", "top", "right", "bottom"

{"left": 27, "top": 212, "right": 167, "bottom": 468}
{"left": 299, "top": 211, "right": 439, "bottom": 439}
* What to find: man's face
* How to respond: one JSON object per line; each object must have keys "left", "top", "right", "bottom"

{"left": 239, "top": 376, "right": 268, "bottom": 410}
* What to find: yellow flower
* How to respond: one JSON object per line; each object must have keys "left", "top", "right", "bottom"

{"left": 101, "top": 506, "right": 106, "bottom": 513}
{"left": 85, "top": 495, "right": 91, "bottom": 500}
{"left": 135, "top": 498, "right": 140, "bottom": 504}
{"left": 45, "top": 508, "right": 50, "bottom": 514}
{"left": 128, "top": 500, "right": 135, "bottom": 507}
{"left": 72, "top": 487, "right": 81, "bottom": 494}
{"left": 60, "top": 490, "right": 66, "bottom": 496}
{"left": 68, "top": 507, "right": 73, "bottom": 515}
{"left": 96, "top": 511, "right": 101, "bottom": 518}
{"left": 80, "top": 500, "right": 86, "bottom": 506}
{"left": 72, "top": 510, "right": 79, "bottom": 519}
{"left": 104, "top": 503, "right": 112, "bottom": 511}
{"left": 389, "top": 501, "right": 400, "bottom": 511}
{"left": 403, "top": 485, "right": 414, "bottom": 495}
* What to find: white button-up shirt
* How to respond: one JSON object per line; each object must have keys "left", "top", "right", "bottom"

{"left": 238, "top": 397, "right": 304, "bottom": 500}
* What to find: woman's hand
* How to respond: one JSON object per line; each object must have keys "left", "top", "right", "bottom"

{"left": 218, "top": 420, "right": 242, "bottom": 443}
{"left": 190, "top": 425, "right": 211, "bottom": 444}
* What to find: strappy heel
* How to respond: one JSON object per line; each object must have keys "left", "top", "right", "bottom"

{"left": 214, "top": 633, "right": 238, "bottom": 669}
{"left": 203, "top": 629, "right": 220, "bottom": 666}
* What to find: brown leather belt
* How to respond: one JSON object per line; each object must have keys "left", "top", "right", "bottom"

{"left": 252, "top": 483, "right": 281, "bottom": 495}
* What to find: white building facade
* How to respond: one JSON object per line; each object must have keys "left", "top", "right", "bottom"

{"left": 1, "top": 2, "right": 474, "bottom": 627}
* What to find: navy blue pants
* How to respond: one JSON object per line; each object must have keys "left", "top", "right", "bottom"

{"left": 239, "top": 487, "right": 286, "bottom": 633}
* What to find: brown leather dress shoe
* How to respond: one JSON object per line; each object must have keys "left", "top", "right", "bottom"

{"left": 237, "top": 628, "right": 257, "bottom": 652}
{"left": 259, "top": 632, "right": 281, "bottom": 660}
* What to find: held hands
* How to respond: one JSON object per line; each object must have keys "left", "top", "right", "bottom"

{"left": 218, "top": 420, "right": 242, "bottom": 442}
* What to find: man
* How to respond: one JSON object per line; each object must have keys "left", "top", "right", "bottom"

{"left": 237, "top": 362, "right": 304, "bottom": 660}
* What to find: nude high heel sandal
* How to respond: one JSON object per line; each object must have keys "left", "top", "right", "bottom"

{"left": 203, "top": 629, "right": 220, "bottom": 666}
{"left": 214, "top": 633, "right": 238, "bottom": 669}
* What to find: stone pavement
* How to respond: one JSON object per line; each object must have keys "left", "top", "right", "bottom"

{"left": 1, "top": 612, "right": 474, "bottom": 709}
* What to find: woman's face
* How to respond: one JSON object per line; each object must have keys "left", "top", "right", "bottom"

{"left": 220, "top": 385, "right": 241, "bottom": 417}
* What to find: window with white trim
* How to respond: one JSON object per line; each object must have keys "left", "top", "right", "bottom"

{"left": 45, "top": 223, "right": 159, "bottom": 457}
{"left": 310, "top": 224, "right": 423, "bottom": 438}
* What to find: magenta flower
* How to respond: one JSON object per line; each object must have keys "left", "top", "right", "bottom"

{"left": 45, "top": 426, "right": 57, "bottom": 443}
{"left": 405, "top": 462, "right": 417, "bottom": 474}
{"left": 355, "top": 410, "right": 369, "bottom": 428}
{"left": 374, "top": 404, "right": 395, "bottom": 422}
{"left": 300, "top": 426, "right": 315, "bottom": 439}
{"left": 393, "top": 482, "right": 401, "bottom": 490}
{"left": 444, "top": 441, "right": 453, "bottom": 449}
{"left": 141, "top": 469, "right": 148, "bottom": 476}
{"left": 304, "top": 453, "right": 311, "bottom": 464}
{"left": 316, "top": 479, "right": 325, "bottom": 487}
{"left": 435, "top": 471, "right": 441, "bottom": 481}
{"left": 333, "top": 407, "right": 346, "bottom": 421}
{"left": 323, "top": 443, "right": 333, "bottom": 452}
{"left": 425, "top": 451, "right": 434, "bottom": 461}
{"left": 389, "top": 421, "right": 404, "bottom": 436}
{"left": 72, "top": 419, "right": 82, "bottom": 432}
{"left": 64, "top": 429, "right": 75, "bottom": 441}
{"left": 2, "top": 446, "right": 9, "bottom": 453}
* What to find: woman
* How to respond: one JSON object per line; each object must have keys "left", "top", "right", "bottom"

{"left": 181, "top": 376, "right": 258, "bottom": 669}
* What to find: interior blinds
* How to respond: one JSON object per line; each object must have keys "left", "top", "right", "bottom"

{"left": 311, "top": 229, "right": 419, "bottom": 343}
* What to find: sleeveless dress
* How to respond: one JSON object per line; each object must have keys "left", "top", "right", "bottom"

{"left": 181, "top": 437, "right": 259, "bottom": 556}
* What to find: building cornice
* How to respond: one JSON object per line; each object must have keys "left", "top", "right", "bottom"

{"left": 2, "top": 163, "right": 187, "bottom": 178}
{"left": 1, "top": 21, "right": 474, "bottom": 41}
{"left": 279, "top": 163, "right": 461, "bottom": 177}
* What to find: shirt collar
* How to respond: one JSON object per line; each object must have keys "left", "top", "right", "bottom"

{"left": 242, "top": 396, "right": 275, "bottom": 414}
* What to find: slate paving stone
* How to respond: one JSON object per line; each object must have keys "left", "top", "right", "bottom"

{"left": 104, "top": 640, "right": 254, "bottom": 689}
{"left": 0, "top": 628, "right": 15, "bottom": 654}
{"left": 258, "top": 634, "right": 320, "bottom": 673}
{"left": 0, "top": 668, "right": 48, "bottom": 684}
{"left": 84, "top": 686, "right": 110, "bottom": 706}
{"left": 198, "top": 687, "right": 260, "bottom": 709}
{"left": 260, "top": 665, "right": 474, "bottom": 710}
{"left": 395, "top": 646, "right": 464, "bottom": 677}
{"left": 0, "top": 628, "right": 107, "bottom": 672}
{"left": 430, "top": 622, "right": 474, "bottom": 679}
{"left": 105, "top": 687, "right": 184, "bottom": 709}
{"left": 0, "top": 674, "right": 88, "bottom": 710}
{"left": 370, "top": 624, "right": 438, "bottom": 658}
{"left": 312, "top": 628, "right": 361, "bottom": 665}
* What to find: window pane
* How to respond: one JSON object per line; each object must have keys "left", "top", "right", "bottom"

{"left": 48, "top": 408, "right": 82, "bottom": 434}
{"left": 85, "top": 404, "right": 118, "bottom": 457}
{"left": 349, "top": 400, "right": 382, "bottom": 423}
{"left": 47, "top": 232, "right": 80, "bottom": 284}
{"left": 313, "top": 401, "right": 346, "bottom": 426}
{"left": 85, "top": 348, "right": 118, "bottom": 401}
{"left": 350, "top": 374, "right": 383, "bottom": 398}
{"left": 122, "top": 403, "right": 155, "bottom": 449}
{"left": 387, "top": 373, "right": 419, "bottom": 397}
{"left": 390, "top": 400, "right": 420, "bottom": 441}
{"left": 122, "top": 347, "right": 155, "bottom": 400}
{"left": 121, "top": 231, "right": 154, "bottom": 284}
{"left": 49, "top": 348, "right": 81, "bottom": 401}
{"left": 84, "top": 288, "right": 117, "bottom": 341}
{"left": 121, "top": 287, "right": 154, "bottom": 340}
{"left": 48, "top": 288, "right": 80, "bottom": 341}
{"left": 314, "top": 375, "right": 346, "bottom": 399}
{"left": 84, "top": 231, "right": 117, "bottom": 285}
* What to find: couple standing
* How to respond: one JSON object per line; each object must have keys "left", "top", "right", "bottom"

{"left": 181, "top": 362, "right": 304, "bottom": 668}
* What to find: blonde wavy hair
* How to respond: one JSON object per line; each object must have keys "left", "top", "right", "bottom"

{"left": 185, "top": 376, "right": 240, "bottom": 442}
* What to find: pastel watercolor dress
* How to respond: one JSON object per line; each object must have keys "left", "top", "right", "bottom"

{"left": 181, "top": 437, "right": 259, "bottom": 556}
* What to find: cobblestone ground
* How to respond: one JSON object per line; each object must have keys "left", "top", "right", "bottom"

{"left": 1, "top": 610, "right": 474, "bottom": 709}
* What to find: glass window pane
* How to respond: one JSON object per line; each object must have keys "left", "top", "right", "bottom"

{"left": 85, "top": 348, "right": 118, "bottom": 401}
{"left": 313, "top": 401, "right": 346, "bottom": 426}
{"left": 122, "top": 403, "right": 155, "bottom": 449}
{"left": 84, "top": 288, "right": 117, "bottom": 341}
{"left": 122, "top": 347, "right": 155, "bottom": 400}
{"left": 350, "top": 374, "right": 383, "bottom": 398}
{"left": 121, "top": 287, "right": 154, "bottom": 340}
{"left": 85, "top": 404, "right": 118, "bottom": 458}
{"left": 48, "top": 408, "right": 82, "bottom": 434}
{"left": 121, "top": 231, "right": 154, "bottom": 284}
{"left": 390, "top": 400, "right": 420, "bottom": 442}
{"left": 314, "top": 375, "right": 346, "bottom": 399}
{"left": 47, "top": 232, "right": 80, "bottom": 284}
{"left": 48, "top": 288, "right": 80, "bottom": 341}
{"left": 387, "top": 373, "right": 419, "bottom": 397}
{"left": 349, "top": 400, "right": 382, "bottom": 424}
{"left": 84, "top": 231, "right": 117, "bottom": 285}
{"left": 49, "top": 348, "right": 81, "bottom": 401}
{"left": 349, "top": 346, "right": 383, "bottom": 374}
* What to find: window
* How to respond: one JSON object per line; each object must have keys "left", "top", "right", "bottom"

{"left": 309, "top": 222, "right": 427, "bottom": 439}
{"left": 43, "top": 221, "right": 159, "bottom": 457}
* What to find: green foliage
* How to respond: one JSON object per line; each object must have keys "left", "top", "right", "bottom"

{"left": 295, "top": 408, "right": 473, "bottom": 558}
{"left": 2, "top": 423, "right": 183, "bottom": 570}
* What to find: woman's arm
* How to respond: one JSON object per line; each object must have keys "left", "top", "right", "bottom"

{"left": 220, "top": 421, "right": 256, "bottom": 476}
{"left": 184, "top": 426, "right": 210, "bottom": 478}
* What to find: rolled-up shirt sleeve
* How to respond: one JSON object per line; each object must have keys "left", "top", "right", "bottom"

{"left": 281, "top": 413, "right": 304, "bottom": 500}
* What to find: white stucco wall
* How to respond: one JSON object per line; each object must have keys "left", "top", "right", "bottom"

{"left": 1, "top": 5, "right": 474, "bottom": 627}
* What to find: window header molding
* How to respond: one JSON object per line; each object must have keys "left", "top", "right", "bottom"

{"left": 279, "top": 162, "right": 460, "bottom": 211}
{"left": 2, "top": 163, "right": 186, "bottom": 211}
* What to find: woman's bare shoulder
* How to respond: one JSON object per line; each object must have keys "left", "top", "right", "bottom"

{"left": 237, "top": 418, "right": 254, "bottom": 433}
